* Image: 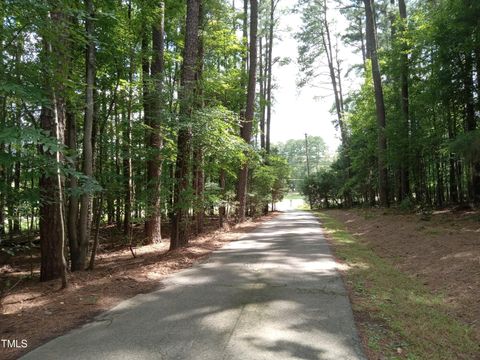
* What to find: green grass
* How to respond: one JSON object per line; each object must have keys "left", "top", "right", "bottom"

{"left": 314, "top": 211, "right": 478, "bottom": 360}
{"left": 283, "top": 192, "right": 305, "bottom": 200}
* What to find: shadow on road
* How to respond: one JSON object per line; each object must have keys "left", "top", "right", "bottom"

{"left": 22, "top": 211, "right": 365, "bottom": 360}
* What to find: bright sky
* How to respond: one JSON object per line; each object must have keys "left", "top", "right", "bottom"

{"left": 270, "top": 1, "right": 361, "bottom": 154}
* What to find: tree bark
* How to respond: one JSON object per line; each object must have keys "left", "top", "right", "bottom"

{"left": 193, "top": 4, "right": 205, "bottom": 234}
{"left": 39, "top": 9, "right": 68, "bottom": 287}
{"left": 259, "top": 36, "right": 265, "bottom": 149}
{"left": 398, "top": 0, "right": 410, "bottom": 201}
{"left": 145, "top": 1, "right": 165, "bottom": 243}
{"left": 170, "top": 0, "right": 201, "bottom": 250}
{"left": 39, "top": 102, "right": 67, "bottom": 285}
{"left": 464, "top": 51, "right": 480, "bottom": 203}
{"left": 321, "top": 0, "right": 347, "bottom": 145}
{"left": 123, "top": 0, "right": 133, "bottom": 236}
{"left": 236, "top": 0, "right": 258, "bottom": 222}
{"left": 66, "top": 107, "right": 79, "bottom": 270}
{"left": 265, "top": 0, "right": 275, "bottom": 154}
{"left": 364, "top": 0, "right": 389, "bottom": 206}
{"left": 219, "top": 170, "right": 226, "bottom": 227}
{"left": 74, "top": 0, "right": 95, "bottom": 271}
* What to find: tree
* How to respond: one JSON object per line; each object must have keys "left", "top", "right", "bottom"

{"left": 236, "top": 0, "right": 258, "bottom": 222}
{"left": 74, "top": 0, "right": 96, "bottom": 271}
{"left": 38, "top": 7, "right": 69, "bottom": 286}
{"left": 364, "top": 0, "right": 388, "bottom": 206}
{"left": 265, "top": 0, "right": 279, "bottom": 153}
{"left": 170, "top": 0, "right": 202, "bottom": 249}
{"left": 397, "top": 0, "right": 410, "bottom": 201}
{"left": 145, "top": 2, "right": 165, "bottom": 243}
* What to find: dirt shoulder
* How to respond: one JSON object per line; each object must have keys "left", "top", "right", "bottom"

{"left": 0, "top": 213, "right": 278, "bottom": 360}
{"left": 326, "top": 208, "right": 479, "bottom": 338}
{"left": 325, "top": 209, "right": 480, "bottom": 348}
{"left": 317, "top": 209, "right": 479, "bottom": 359}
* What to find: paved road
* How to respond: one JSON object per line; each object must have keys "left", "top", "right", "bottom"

{"left": 23, "top": 211, "right": 366, "bottom": 360}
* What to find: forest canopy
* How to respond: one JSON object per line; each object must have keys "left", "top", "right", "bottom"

{"left": 297, "top": 0, "right": 480, "bottom": 209}
{"left": 1, "top": 0, "right": 479, "bottom": 287}
{"left": 0, "top": 0, "right": 290, "bottom": 285}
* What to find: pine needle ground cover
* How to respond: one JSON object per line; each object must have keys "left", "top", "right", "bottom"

{"left": 315, "top": 210, "right": 479, "bottom": 360}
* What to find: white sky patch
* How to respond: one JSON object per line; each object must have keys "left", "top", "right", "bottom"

{"left": 270, "top": 0, "right": 362, "bottom": 154}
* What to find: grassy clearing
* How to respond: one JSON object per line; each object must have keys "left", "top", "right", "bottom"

{"left": 283, "top": 192, "right": 304, "bottom": 200}
{"left": 315, "top": 211, "right": 478, "bottom": 360}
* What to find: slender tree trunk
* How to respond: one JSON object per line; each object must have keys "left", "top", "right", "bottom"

{"left": 242, "top": 0, "right": 248, "bottom": 77}
{"left": 364, "top": 0, "right": 389, "bottom": 206}
{"left": 265, "top": 0, "right": 275, "bottom": 154}
{"left": 193, "top": 4, "right": 205, "bottom": 234}
{"left": 464, "top": 51, "right": 480, "bottom": 203}
{"left": 358, "top": 16, "right": 367, "bottom": 68}
{"left": 237, "top": 0, "right": 258, "bottom": 222}
{"left": 145, "top": 2, "right": 165, "bottom": 243}
{"left": 398, "top": 0, "right": 410, "bottom": 201}
{"left": 109, "top": 107, "right": 118, "bottom": 228}
{"left": 321, "top": 0, "right": 346, "bottom": 145}
{"left": 123, "top": 93, "right": 132, "bottom": 235}
{"left": 12, "top": 161, "right": 20, "bottom": 233}
{"left": 66, "top": 107, "right": 79, "bottom": 270}
{"left": 320, "top": 0, "right": 351, "bottom": 206}
{"left": 219, "top": 170, "right": 226, "bottom": 227}
{"left": 193, "top": 148, "right": 204, "bottom": 233}
{"left": 121, "top": 1, "right": 133, "bottom": 235}
{"left": 75, "top": 0, "right": 95, "bottom": 271}
{"left": 259, "top": 36, "right": 265, "bottom": 149}
{"left": 0, "top": 13, "right": 5, "bottom": 240}
{"left": 170, "top": 0, "right": 201, "bottom": 250}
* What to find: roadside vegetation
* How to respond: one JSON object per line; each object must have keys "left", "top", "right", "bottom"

{"left": 315, "top": 210, "right": 479, "bottom": 360}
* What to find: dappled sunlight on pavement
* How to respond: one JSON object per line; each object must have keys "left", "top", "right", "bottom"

{"left": 22, "top": 211, "right": 365, "bottom": 360}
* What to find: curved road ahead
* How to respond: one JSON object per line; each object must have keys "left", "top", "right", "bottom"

{"left": 23, "top": 211, "right": 365, "bottom": 360}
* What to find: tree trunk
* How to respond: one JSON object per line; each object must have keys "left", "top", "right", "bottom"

{"left": 145, "top": 1, "right": 165, "bottom": 243}
{"left": 259, "top": 36, "right": 265, "bottom": 149}
{"left": 39, "top": 10, "right": 68, "bottom": 287}
{"left": 364, "top": 0, "right": 389, "bottom": 207}
{"left": 75, "top": 0, "right": 95, "bottom": 271}
{"left": 123, "top": 93, "right": 132, "bottom": 235}
{"left": 0, "top": 16, "right": 5, "bottom": 240}
{"left": 66, "top": 107, "right": 79, "bottom": 270}
{"left": 123, "top": 2, "right": 133, "bottom": 236}
{"left": 398, "top": 0, "right": 410, "bottom": 201}
{"left": 464, "top": 51, "right": 480, "bottom": 204}
{"left": 236, "top": 0, "right": 258, "bottom": 222}
{"left": 193, "top": 148, "right": 204, "bottom": 234}
{"left": 39, "top": 103, "right": 67, "bottom": 285}
{"left": 170, "top": 0, "right": 201, "bottom": 250}
{"left": 265, "top": 0, "right": 275, "bottom": 154}
{"left": 321, "top": 0, "right": 347, "bottom": 145}
{"left": 219, "top": 170, "right": 226, "bottom": 227}
{"left": 192, "top": 3, "right": 205, "bottom": 234}
{"left": 358, "top": 15, "right": 367, "bottom": 68}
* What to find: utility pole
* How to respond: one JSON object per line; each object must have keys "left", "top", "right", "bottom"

{"left": 305, "top": 133, "right": 311, "bottom": 177}
{"left": 305, "top": 133, "right": 313, "bottom": 209}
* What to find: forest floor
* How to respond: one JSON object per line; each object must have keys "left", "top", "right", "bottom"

{"left": 318, "top": 208, "right": 480, "bottom": 359}
{"left": 0, "top": 213, "right": 278, "bottom": 360}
